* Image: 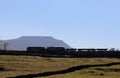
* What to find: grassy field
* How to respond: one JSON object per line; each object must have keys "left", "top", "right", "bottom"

{"left": 0, "top": 55, "right": 120, "bottom": 78}
{"left": 41, "top": 65, "right": 120, "bottom": 78}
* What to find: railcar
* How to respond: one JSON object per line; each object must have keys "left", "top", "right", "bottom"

{"left": 47, "top": 47, "right": 66, "bottom": 55}
{"left": 27, "top": 47, "right": 45, "bottom": 53}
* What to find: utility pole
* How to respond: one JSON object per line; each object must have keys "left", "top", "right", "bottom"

{"left": 4, "top": 43, "right": 8, "bottom": 51}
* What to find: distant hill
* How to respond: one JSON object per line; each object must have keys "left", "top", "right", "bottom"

{"left": 5, "top": 36, "right": 71, "bottom": 50}
{"left": 0, "top": 40, "right": 23, "bottom": 51}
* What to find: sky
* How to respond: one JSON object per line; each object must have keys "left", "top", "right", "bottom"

{"left": 0, "top": 0, "right": 120, "bottom": 49}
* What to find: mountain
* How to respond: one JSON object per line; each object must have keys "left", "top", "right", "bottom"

{"left": 0, "top": 40, "right": 23, "bottom": 51}
{"left": 5, "top": 36, "right": 71, "bottom": 50}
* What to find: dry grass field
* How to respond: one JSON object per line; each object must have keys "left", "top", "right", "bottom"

{"left": 41, "top": 65, "right": 120, "bottom": 78}
{"left": 0, "top": 55, "right": 120, "bottom": 78}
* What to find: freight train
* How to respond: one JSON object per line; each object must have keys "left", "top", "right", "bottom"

{"left": 0, "top": 47, "right": 120, "bottom": 58}
{"left": 27, "top": 47, "right": 108, "bottom": 52}
{"left": 27, "top": 47, "right": 108, "bottom": 56}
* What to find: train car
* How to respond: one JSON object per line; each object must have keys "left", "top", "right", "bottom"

{"left": 66, "top": 48, "right": 77, "bottom": 52}
{"left": 66, "top": 48, "right": 77, "bottom": 55}
{"left": 96, "top": 48, "right": 108, "bottom": 51}
{"left": 78, "top": 48, "right": 96, "bottom": 52}
{"left": 47, "top": 47, "right": 66, "bottom": 55}
{"left": 27, "top": 47, "right": 45, "bottom": 53}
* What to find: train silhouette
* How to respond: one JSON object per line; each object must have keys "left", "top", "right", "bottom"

{"left": 27, "top": 47, "right": 108, "bottom": 52}
{"left": 26, "top": 47, "right": 120, "bottom": 58}
{"left": 1, "top": 47, "right": 120, "bottom": 58}
{"left": 26, "top": 47, "right": 109, "bottom": 56}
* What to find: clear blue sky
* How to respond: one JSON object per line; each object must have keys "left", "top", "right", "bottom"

{"left": 0, "top": 0, "right": 120, "bottom": 49}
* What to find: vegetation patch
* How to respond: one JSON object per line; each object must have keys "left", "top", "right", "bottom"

{"left": 95, "top": 68, "right": 120, "bottom": 72}
{"left": 0, "top": 66, "right": 9, "bottom": 71}
{"left": 0, "top": 67, "right": 5, "bottom": 71}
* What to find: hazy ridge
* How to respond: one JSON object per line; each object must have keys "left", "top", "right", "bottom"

{"left": 4, "top": 36, "right": 71, "bottom": 50}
